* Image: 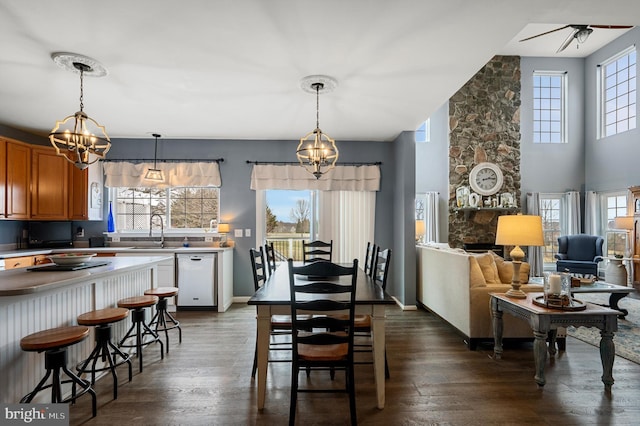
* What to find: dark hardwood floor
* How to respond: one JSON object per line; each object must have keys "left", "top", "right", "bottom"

{"left": 69, "top": 302, "right": 640, "bottom": 425}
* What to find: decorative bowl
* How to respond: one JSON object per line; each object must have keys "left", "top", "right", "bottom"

{"left": 48, "top": 253, "right": 97, "bottom": 266}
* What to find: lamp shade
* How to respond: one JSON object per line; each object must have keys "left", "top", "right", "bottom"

{"left": 613, "top": 216, "right": 634, "bottom": 230}
{"left": 217, "top": 223, "right": 230, "bottom": 233}
{"left": 495, "top": 215, "right": 544, "bottom": 247}
{"left": 415, "top": 220, "right": 426, "bottom": 236}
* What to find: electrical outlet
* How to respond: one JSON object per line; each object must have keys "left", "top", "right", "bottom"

{"left": 112, "top": 236, "right": 120, "bottom": 242}
{"left": 245, "top": 229, "right": 251, "bottom": 237}
{"left": 204, "top": 236, "right": 213, "bottom": 242}
{"left": 234, "top": 229, "right": 243, "bottom": 238}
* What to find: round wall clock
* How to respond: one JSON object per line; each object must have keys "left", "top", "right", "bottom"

{"left": 469, "top": 162, "right": 504, "bottom": 196}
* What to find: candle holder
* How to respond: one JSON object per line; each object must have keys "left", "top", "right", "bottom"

{"left": 543, "top": 272, "right": 573, "bottom": 308}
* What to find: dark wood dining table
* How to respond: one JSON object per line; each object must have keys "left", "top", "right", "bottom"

{"left": 247, "top": 261, "right": 395, "bottom": 410}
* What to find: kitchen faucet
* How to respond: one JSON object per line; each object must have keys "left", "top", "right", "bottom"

{"left": 150, "top": 213, "right": 165, "bottom": 248}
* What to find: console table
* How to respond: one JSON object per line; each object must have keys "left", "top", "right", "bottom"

{"left": 490, "top": 292, "right": 619, "bottom": 390}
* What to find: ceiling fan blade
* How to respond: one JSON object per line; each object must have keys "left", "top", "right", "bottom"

{"left": 556, "top": 28, "right": 579, "bottom": 53}
{"left": 589, "top": 25, "right": 634, "bottom": 29}
{"left": 519, "top": 25, "right": 571, "bottom": 42}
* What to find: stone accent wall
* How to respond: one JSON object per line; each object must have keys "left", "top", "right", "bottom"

{"left": 448, "top": 55, "right": 521, "bottom": 248}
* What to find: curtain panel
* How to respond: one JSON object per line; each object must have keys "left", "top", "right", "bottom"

{"left": 250, "top": 165, "right": 380, "bottom": 191}
{"left": 526, "top": 192, "right": 543, "bottom": 276}
{"left": 103, "top": 161, "right": 221, "bottom": 188}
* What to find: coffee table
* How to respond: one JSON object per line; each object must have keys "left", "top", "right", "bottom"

{"left": 491, "top": 292, "right": 619, "bottom": 390}
{"left": 570, "top": 281, "right": 634, "bottom": 318}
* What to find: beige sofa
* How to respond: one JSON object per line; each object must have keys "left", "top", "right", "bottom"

{"left": 417, "top": 244, "right": 543, "bottom": 349}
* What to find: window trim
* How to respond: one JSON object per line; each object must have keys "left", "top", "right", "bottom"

{"left": 597, "top": 45, "right": 637, "bottom": 139}
{"left": 532, "top": 70, "right": 568, "bottom": 144}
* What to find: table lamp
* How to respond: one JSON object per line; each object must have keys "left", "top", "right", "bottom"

{"left": 218, "top": 223, "right": 230, "bottom": 247}
{"left": 495, "top": 214, "right": 544, "bottom": 298}
{"left": 415, "top": 220, "right": 425, "bottom": 243}
{"left": 613, "top": 216, "right": 634, "bottom": 257}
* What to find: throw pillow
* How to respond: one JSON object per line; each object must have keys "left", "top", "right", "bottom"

{"left": 473, "top": 252, "right": 501, "bottom": 284}
{"left": 468, "top": 256, "right": 486, "bottom": 287}
{"left": 490, "top": 251, "right": 530, "bottom": 284}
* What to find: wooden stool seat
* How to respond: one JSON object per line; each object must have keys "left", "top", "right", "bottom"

{"left": 144, "top": 287, "right": 182, "bottom": 352}
{"left": 21, "top": 326, "right": 90, "bottom": 352}
{"left": 20, "top": 326, "right": 96, "bottom": 417}
{"left": 76, "top": 308, "right": 133, "bottom": 400}
{"left": 144, "top": 287, "right": 179, "bottom": 298}
{"left": 77, "top": 307, "right": 129, "bottom": 326}
{"left": 117, "top": 295, "right": 159, "bottom": 309}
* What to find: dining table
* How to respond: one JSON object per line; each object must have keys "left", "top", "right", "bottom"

{"left": 247, "top": 261, "right": 395, "bottom": 410}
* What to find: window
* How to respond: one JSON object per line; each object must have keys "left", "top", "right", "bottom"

{"left": 599, "top": 46, "right": 636, "bottom": 138}
{"left": 111, "top": 187, "right": 219, "bottom": 231}
{"left": 539, "top": 195, "right": 562, "bottom": 264}
{"left": 533, "top": 71, "right": 567, "bottom": 143}
{"left": 602, "top": 192, "right": 629, "bottom": 257}
{"left": 415, "top": 118, "right": 430, "bottom": 143}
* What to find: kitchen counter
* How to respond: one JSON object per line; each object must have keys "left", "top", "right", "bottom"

{"left": 0, "top": 255, "right": 173, "bottom": 296}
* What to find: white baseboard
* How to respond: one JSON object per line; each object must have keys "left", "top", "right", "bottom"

{"left": 392, "top": 296, "right": 417, "bottom": 311}
{"left": 233, "top": 296, "right": 251, "bottom": 304}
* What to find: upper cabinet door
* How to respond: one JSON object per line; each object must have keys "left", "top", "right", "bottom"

{"left": 6, "top": 140, "right": 31, "bottom": 219}
{"left": 0, "top": 139, "right": 6, "bottom": 217}
{"left": 31, "top": 146, "right": 69, "bottom": 220}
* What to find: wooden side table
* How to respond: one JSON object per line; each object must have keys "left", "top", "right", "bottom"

{"left": 490, "top": 292, "right": 619, "bottom": 390}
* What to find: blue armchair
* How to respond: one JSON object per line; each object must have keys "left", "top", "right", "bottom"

{"left": 555, "top": 235, "right": 604, "bottom": 276}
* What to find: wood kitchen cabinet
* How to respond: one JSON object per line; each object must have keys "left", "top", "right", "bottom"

{"left": 630, "top": 186, "right": 640, "bottom": 286}
{"left": 68, "top": 164, "right": 88, "bottom": 220}
{"left": 0, "top": 139, "right": 5, "bottom": 216}
{"left": 4, "top": 138, "right": 31, "bottom": 219}
{"left": 31, "top": 146, "right": 70, "bottom": 220}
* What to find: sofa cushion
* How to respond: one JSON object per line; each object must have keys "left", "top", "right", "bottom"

{"left": 473, "top": 252, "right": 501, "bottom": 284}
{"left": 490, "top": 251, "right": 530, "bottom": 284}
{"left": 468, "top": 256, "right": 487, "bottom": 287}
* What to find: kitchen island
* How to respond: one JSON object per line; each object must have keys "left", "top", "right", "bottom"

{"left": 0, "top": 256, "right": 171, "bottom": 403}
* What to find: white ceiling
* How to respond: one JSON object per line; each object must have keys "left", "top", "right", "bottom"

{"left": 0, "top": 0, "right": 638, "bottom": 142}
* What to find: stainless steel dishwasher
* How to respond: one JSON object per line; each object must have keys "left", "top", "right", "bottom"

{"left": 176, "top": 253, "right": 217, "bottom": 309}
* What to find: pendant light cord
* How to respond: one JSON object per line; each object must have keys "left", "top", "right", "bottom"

{"left": 79, "top": 68, "right": 84, "bottom": 112}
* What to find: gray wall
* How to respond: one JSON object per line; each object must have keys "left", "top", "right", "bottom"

{"left": 584, "top": 27, "right": 640, "bottom": 191}
{"left": 415, "top": 102, "right": 449, "bottom": 242}
{"left": 520, "top": 57, "right": 586, "bottom": 202}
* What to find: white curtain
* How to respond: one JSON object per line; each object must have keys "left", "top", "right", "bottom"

{"left": 103, "top": 161, "right": 221, "bottom": 188}
{"left": 424, "top": 192, "right": 439, "bottom": 243}
{"left": 584, "top": 191, "right": 599, "bottom": 235}
{"left": 250, "top": 164, "right": 380, "bottom": 191}
{"left": 562, "top": 191, "right": 582, "bottom": 235}
{"left": 526, "top": 192, "right": 544, "bottom": 276}
{"left": 319, "top": 191, "right": 376, "bottom": 263}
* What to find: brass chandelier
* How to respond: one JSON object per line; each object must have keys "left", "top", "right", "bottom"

{"left": 296, "top": 75, "right": 338, "bottom": 179}
{"left": 49, "top": 53, "right": 111, "bottom": 170}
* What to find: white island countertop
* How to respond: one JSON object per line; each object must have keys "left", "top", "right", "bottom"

{"left": 0, "top": 255, "right": 172, "bottom": 296}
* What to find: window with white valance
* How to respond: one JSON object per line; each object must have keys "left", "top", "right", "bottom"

{"left": 103, "top": 161, "right": 221, "bottom": 188}
{"left": 250, "top": 164, "right": 380, "bottom": 191}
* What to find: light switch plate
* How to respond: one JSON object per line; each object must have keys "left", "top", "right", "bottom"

{"left": 245, "top": 229, "right": 251, "bottom": 237}
{"left": 204, "top": 236, "right": 213, "bottom": 242}
{"left": 234, "top": 229, "right": 243, "bottom": 238}
{"left": 112, "top": 236, "right": 120, "bottom": 242}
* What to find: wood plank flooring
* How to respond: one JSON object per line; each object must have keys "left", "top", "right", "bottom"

{"left": 69, "top": 303, "right": 640, "bottom": 425}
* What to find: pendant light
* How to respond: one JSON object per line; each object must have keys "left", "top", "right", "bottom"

{"left": 296, "top": 75, "right": 339, "bottom": 179}
{"left": 49, "top": 52, "right": 111, "bottom": 170}
{"left": 145, "top": 133, "right": 165, "bottom": 182}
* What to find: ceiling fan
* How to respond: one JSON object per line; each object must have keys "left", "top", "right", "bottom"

{"left": 519, "top": 24, "right": 633, "bottom": 53}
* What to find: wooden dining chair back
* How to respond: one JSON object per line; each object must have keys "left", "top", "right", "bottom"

{"left": 264, "top": 241, "right": 277, "bottom": 277}
{"left": 372, "top": 248, "right": 392, "bottom": 291}
{"left": 287, "top": 258, "right": 358, "bottom": 426}
{"left": 250, "top": 247, "right": 292, "bottom": 378}
{"left": 364, "top": 242, "right": 377, "bottom": 277}
{"left": 302, "top": 239, "right": 333, "bottom": 263}
{"left": 250, "top": 247, "right": 267, "bottom": 291}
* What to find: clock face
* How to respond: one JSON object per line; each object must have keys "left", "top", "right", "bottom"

{"left": 469, "top": 162, "right": 503, "bottom": 196}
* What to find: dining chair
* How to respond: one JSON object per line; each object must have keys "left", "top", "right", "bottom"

{"left": 264, "top": 241, "right": 277, "bottom": 277}
{"left": 250, "top": 247, "right": 292, "bottom": 378}
{"left": 354, "top": 247, "right": 392, "bottom": 378}
{"left": 287, "top": 258, "right": 358, "bottom": 426}
{"left": 302, "top": 239, "right": 333, "bottom": 263}
{"left": 364, "top": 242, "right": 378, "bottom": 278}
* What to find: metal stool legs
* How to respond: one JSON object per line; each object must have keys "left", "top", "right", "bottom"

{"left": 119, "top": 307, "right": 164, "bottom": 372}
{"left": 21, "top": 348, "right": 97, "bottom": 417}
{"left": 77, "top": 324, "right": 132, "bottom": 399}
{"left": 148, "top": 297, "right": 182, "bottom": 353}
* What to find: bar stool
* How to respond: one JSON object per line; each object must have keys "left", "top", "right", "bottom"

{"left": 20, "top": 326, "right": 97, "bottom": 418}
{"left": 76, "top": 307, "right": 133, "bottom": 399}
{"left": 144, "top": 287, "right": 182, "bottom": 353}
{"left": 117, "top": 295, "right": 164, "bottom": 372}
